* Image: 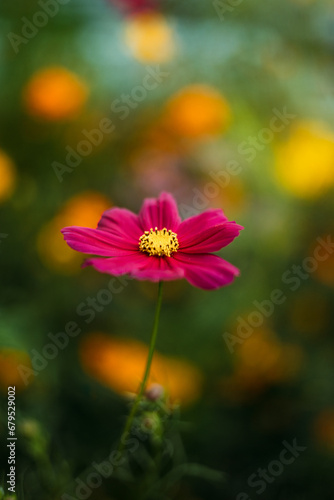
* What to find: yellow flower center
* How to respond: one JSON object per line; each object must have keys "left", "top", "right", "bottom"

{"left": 139, "top": 227, "right": 179, "bottom": 257}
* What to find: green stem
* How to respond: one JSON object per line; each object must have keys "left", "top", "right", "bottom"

{"left": 118, "top": 281, "right": 163, "bottom": 454}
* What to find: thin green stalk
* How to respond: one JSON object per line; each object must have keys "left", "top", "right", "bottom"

{"left": 118, "top": 281, "right": 163, "bottom": 454}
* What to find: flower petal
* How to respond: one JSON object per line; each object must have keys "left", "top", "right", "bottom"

{"left": 133, "top": 255, "right": 184, "bottom": 282}
{"left": 84, "top": 253, "right": 184, "bottom": 282}
{"left": 177, "top": 209, "right": 227, "bottom": 239}
{"left": 173, "top": 252, "right": 240, "bottom": 290}
{"left": 97, "top": 207, "right": 143, "bottom": 243}
{"left": 179, "top": 221, "right": 243, "bottom": 253}
{"left": 139, "top": 192, "right": 181, "bottom": 231}
{"left": 83, "top": 252, "right": 147, "bottom": 274}
{"left": 61, "top": 226, "right": 137, "bottom": 256}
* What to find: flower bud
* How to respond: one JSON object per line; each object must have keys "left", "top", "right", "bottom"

{"left": 145, "top": 383, "right": 165, "bottom": 401}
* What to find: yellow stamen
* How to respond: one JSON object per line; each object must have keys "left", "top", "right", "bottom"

{"left": 139, "top": 227, "right": 179, "bottom": 257}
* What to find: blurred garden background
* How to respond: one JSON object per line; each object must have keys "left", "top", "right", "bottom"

{"left": 1, "top": 0, "right": 334, "bottom": 498}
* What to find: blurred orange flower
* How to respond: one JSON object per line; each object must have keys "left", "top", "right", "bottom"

{"left": 23, "top": 67, "right": 88, "bottom": 121}
{"left": 80, "top": 333, "right": 203, "bottom": 406}
{"left": 200, "top": 175, "right": 247, "bottom": 218}
{"left": 313, "top": 409, "right": 334, "bottom": 449}
{"left": 0, "top": 348, "right": 32, "bottom": 392}
{"left": 275, "top": 121, "right": 334, "bottom": 198}
{"left": 37, "top": 191, "right": 111, "bottom": 273}
{"left": 289, "top": 290, "right": 330, "bottom": 335}
{"left": 163, "top": 85, "right": 231, "bottom": 138}
{"left": 0, "top": 150, "right": 16, "bottom": 202}
{"left": 124, "top": 12, "right": 175, "bottom": 63}
{"left": 221, "top": 328, "right": 303, "bottom": 402}
{"left": 312, "top": 236, "right": 334, "bottom": 287}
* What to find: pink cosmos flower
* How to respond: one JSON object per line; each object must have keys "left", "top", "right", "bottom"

{"left": 61, "top": 192, "right": 243, "bottom": 290}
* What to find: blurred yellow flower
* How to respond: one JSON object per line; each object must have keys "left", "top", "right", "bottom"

{"left": 124, "top": 12, "right": 175, "bottom": 63}
{"left": 0, "top": 150, "right": 16, "bottom": 202}
{"left": 163, "top": 85, "right": 231, "bottom": 138}
{"left": 275, "top": 121, "right": 334, "bottom": 198}
{"left": 37, "top": 191, "right": 111, "bottom": 274}
{"left": 0, "top": 348, "right": 32, "bottom": 392}
{"left": 23, "top": 67, "right": 88, "bottom": 121}
{"left": 80, "top": 333, "right": 203, "bottom": 406}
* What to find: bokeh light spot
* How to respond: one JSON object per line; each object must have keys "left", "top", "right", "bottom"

{"left": 0, "top": 348, "right": 33, "bottom": 392}
{"left": 80, "top": 333, "right": 203, "bottom": 406}
{"left": 275, "top": 121, "right": 334, "bottom": 198}
{"left": 124, "top": 12, "right": 175, "bottom": 63}
{"left": 23, "top": 66, "right": 89, "bottom": 121}
{"left": 37, "top": 191, "right": 111, "bottom": 274}
{"left": 0, "top": 150, "right": 16, "bottom": 202}
{"left": 163, "top": 85, "right": 231, "bottom": 138}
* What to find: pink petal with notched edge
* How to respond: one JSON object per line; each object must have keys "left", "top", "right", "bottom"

{"left": 179, "top": 221, "right": 243, "bottom": 253}
{"left": 84, "top": 253, "right": 184, "bottom": 282}
{"left": 97, "top": 207, "right": 143, "bottom": 242}
{"left": 61, "top": 226, "right": 138, "bottom": 256}
{"left": 139, "top": 192, "right": 181, "bottom": 231}
{"left": 172, "top": 252, "right": 240, "bottom": 290}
